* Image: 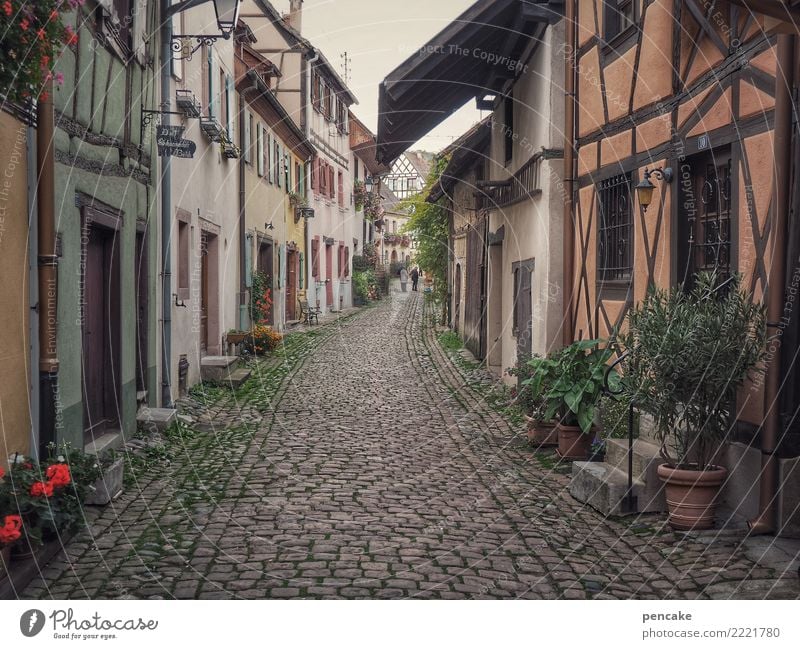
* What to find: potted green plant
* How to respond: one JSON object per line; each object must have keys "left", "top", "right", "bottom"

{"left": 543, "top": 339, "right": 615, "bottom": 460}
{"left": 515, "top": 354, "right": 559, "bottom": 446}
{"left": 619, "top": 272, "right": 767, "bottom": 530}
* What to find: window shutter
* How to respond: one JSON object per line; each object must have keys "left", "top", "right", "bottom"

{"left": 276, "top": 142, "right": 282, "bottom": 188}
{"left": 338, "top": 171, "right": 344, "bottom": 206}
{"left": 225, "top": 75, "right": 234, "bottom": 139}
{"left": 286, "top": 152, "right": 291, "bottom": 191}
{"left": 244, "top": 111, "right": 251, "bottom": 163}
{"left": 329, "top": 167, "right": 335, "bottom": 200}
{"left": 256, "top": 125, "right": 264, "bottom": 176}
{"left": 278, "top": 244, "right": 285, "bottom": 289}
{"left": 245, "top": 235, "right": 253, "bottom": 288}
{"left": 264, "top": 131, "right": 270, "bottom": 181}
{"left": 345, "top": 247, "right": 350, "bottom": 277}
{"left": 299, "top": 252, "right": 304, "bottom": 289}
{"left": 312, "top": 158, "right": 318, "bottom": 193}
{"left": 311, "top": 238, "right": 319, "bottom": 278}
{"left": 299, "top": 162, "right": 305, "bottom": 197}
{"left": 208, "top": 48, "right": 216, "bottom": 118}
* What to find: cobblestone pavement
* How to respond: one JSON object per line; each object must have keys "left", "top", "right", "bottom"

{"left": 22, "top": 289, "right": 800, "bottom": 599}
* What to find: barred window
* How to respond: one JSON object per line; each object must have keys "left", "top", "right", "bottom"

{"left": 597, "top": 174, "right": 633, "bottom": 283}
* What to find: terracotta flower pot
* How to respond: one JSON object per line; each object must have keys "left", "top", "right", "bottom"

{"left": 657, "top": 464, "right": 728, "bottom": 531}
{"left": 526, "top": 421, "right": 558, "bottom": 447}
{"left": 557, "top": 423, "right": 593, "bottom": 460}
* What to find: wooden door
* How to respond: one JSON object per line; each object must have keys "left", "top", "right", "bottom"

{"left": 286, "top": 250, "right": 297, "bottom": 320}
{"left": 200, "top": 232, "right": 209, "bottom": 351}
{"left": 464, "top": 215, "right": 487, "bottom": 359}
{"left": 135, "top": 230, "right": 148, "bottom": 394}
{"left": 325, "top": 244, "right": 333, "bottom": 306}
{"left": 83, "top": 225, "right": 120, "bottom": 442}
{"left": 513, "top": 259, "right": 534, "bottom": 360}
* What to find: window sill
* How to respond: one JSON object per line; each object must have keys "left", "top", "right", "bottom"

{"left": 596, "top": 279, "right": 632, "bottom": 301}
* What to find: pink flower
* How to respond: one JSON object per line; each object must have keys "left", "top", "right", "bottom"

{"left": 55, "top": 71, "right": 64, "bottom": 85}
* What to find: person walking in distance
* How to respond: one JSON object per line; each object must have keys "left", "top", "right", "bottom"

{"left": 399, "top": 266, "right": 409, "bottom": 292}
{"left": 410, "top": 267, "right": 419, "bottom": 291}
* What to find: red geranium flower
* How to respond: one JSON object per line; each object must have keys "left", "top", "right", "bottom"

{"left": 0, "top": 466, "right": 5, "bottom": 479}
{"left": 30, "top": 481, "right": 54, "bottom": 498}
{"left": 0, "top": 515, "right": 22, "bottom": 545}
{"left": 2, "top": 2, "right": 12, "bottom": 18}
{"left": 19, "top": 17, "right": 28, "bottom": 30}
{"left": 46, "top": 463, "right": 71, "bottom": 488}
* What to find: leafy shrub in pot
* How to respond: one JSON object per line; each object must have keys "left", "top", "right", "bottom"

{"left": 618, "top": 272, "right": 767, "bottom": 529}
{"left": 543, "top": 339, "right": 616, "bottom": 459}
{"left": 514, "top": 354, "right": 559, "bottom": 446}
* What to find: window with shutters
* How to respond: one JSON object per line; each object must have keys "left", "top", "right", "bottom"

{"left": 244, "top": 112, "right": 253, "bottom": 164}
{"left": 338, "top": 171, "right": 344, "bottom": 207}
{"left": 344, "top": 247, "right": 350, "bottom": 277}
{"left": 312, "top": 70, "right": 321, "bottom": 111}
{"left": 295, "top": 162, "right": 302, "bottom": 194}
{"left": 325, "top": 85, "right": 333, "bottom": 121}
{"left": 329, "top": 166, "right": 335, "bottom": 200}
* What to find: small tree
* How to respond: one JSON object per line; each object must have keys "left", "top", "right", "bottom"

{"left": 619, "top": 272, "right": 767, "bottom": 469}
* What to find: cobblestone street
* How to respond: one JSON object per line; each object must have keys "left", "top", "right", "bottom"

{"left": 21, "top": 289, "right": 800, "bottom": 600}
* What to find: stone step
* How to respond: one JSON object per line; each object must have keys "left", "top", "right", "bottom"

{"left": 136, "top": 407, "right": 177, "bottom": 433}
{"left": 200, "top": 355, "right": 240, "bottom": 383}
{"left": 569, "top": 461, "right": 666, "bottom": 516}
{"left": 605, "top": 437, "right": 663, "bottom": 483}
{"left": 222, "top": 367, "right": 251, "bottom": 389}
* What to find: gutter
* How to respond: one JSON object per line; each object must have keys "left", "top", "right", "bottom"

{"left": 748, "top": 33, "right": 794, "bottom": 535}
{"left": 37, "top": 80, "right": 58, "bottom": 458}
{"left": 159, "top": 0, "right": 173, "bottom": 407}
{"left": 562, "top": 1, "right": 576, "bottom": 346}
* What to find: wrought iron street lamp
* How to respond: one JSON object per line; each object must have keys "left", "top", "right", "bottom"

{"left": 364, "top": 175, "right": 375, "bottom": 193}
{"left": 635, "top": 166, "right": 673, "bottom": 212}
{"left": 168, "top": 0, "right": 242, "bottom": 61}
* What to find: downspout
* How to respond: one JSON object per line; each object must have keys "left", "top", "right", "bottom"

{"left": 304, "top": 48, "right": 319, "bottom": 294}
{"left": 562, "top": 0, "right": 577, "bottom": 346}
{"left": 748, "top": 33, "right": 794, "bottom": 535}
{"left": 159, "top": 0, "right": 173, "bottom": 407}
{"left": 37, "top": 79, "right": 58, "bottom": 458}
{"left": 238, "top": 69, "right": 260, "bottom": 331}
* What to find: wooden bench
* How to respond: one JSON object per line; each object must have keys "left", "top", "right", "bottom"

{"left": 299, "top": 299, "right": 321, "bottom": 325}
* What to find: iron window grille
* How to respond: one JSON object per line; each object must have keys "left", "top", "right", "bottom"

{"left": 597, "top": 173, "right": 634, "bottom": 283}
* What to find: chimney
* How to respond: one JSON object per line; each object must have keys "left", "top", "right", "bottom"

{"left": 287, "top": 0, "right": 303, "bottom": 34}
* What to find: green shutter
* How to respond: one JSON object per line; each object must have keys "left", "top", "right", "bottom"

{"left": 299, "top": 252, "right": 304, "bottom": 289}
{"left": 244, "top": 110, "right": 251, "bottom": 163}
{"left": 245, "top": 234, "right": 253, "bottom": 288}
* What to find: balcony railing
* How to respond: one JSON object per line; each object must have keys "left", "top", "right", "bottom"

{"left": 476, "top": 151, "right": 544, "bottom": 211}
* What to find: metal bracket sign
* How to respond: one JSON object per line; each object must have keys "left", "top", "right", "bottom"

{"left": 157, "top": 125, "right": 196, "bottom": 158}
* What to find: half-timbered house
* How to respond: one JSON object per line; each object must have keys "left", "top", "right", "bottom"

{"left": 566, "top": 0, "right": 800, "bottom": 533}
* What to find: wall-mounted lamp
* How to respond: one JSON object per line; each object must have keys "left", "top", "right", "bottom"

{"left": 169, "top": 0, "right": 242, "bottom": 61}
{"left": 635, "top": 167, "right": 673, "bottom": 212}
{"left": 265, "top": 221, "right": 274, "bottom": 230}
{"left": 364, "top": 175, "right": 375, "bottom": 193}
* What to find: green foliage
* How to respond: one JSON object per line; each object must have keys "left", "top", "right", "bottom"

{"left": 542, "top": 339, "right": 615, "bottom": 434}
{"left": 352, "top": 255, "right": 371, "bottom": 273}
{"left": 250, "top": 271, "right": 273, "bottom": 325}
{"left": 352, "top": 269, "right": 375, "bottom": 300}
{"left": 438, "top": 331, "right": 463, "bottom": 352}
{"left": 619, "top": 272, "right": 767, "bottom": 469}
{"left": 399, "top": 157, "right": 449, "bottom": 304}
{"left": 598, "top": 393, "right": 640, "bottom": 439}
{"left": 516, "top": 353, "right": 560, "bottom": 421}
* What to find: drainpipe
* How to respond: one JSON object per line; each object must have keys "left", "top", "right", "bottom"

{"left": 748, "top": 33, "right": 794, "bottom": 535}
{"left": 562, "top": 0, "right": 577, "bottom": 346}
{"left": 304, "top": 48, "right": 319, "bottom": 294}
{"left": 238, "top": 71, "right": 260, "bottom": 331}
{"left": 160, "top": 0, "right": 173, "bottom": 407}
{"left": 37, "top": 79, "right": 58, "bottom": 458}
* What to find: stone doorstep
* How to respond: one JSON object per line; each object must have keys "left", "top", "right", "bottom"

{"left": 136, "top": 407, "right": 177, "bottom": 433}
{"left": 605, "top": 437, "right": 663, "bottom": 485}
{"left": 200, "top": 355, "right": 240, "bottom": 383}
{"left": 222, "top": 367, "right": 251, "bottom": 389}
{"left": 84, "top": 431, "right": 124, "bottom": 457}
{"left": 569, "top": 461, "right": 666, "bottom": 516}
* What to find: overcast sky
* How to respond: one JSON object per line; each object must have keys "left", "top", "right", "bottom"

{"left": 270, "top": 0, "right": 484, "bottom": 154}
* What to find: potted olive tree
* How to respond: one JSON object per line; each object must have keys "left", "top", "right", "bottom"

{"left": 619, "top": 272, "right": 766, "bottom": 530}
{"left": 544, "top": 340, "right": 615, "bottom": 459}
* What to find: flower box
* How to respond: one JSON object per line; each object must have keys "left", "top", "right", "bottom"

{"left": 84, "top": 457, "right": 124, "bottom": 506}
{"left": 200, "top": 116, "right": 224, "bottom": 142}
{"left": 176, "top": 89, "right": 202, "bottom": 118}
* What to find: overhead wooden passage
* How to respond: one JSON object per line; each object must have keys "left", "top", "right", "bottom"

{"left": 376, "top": 0, "right": 564, "bottom": 165}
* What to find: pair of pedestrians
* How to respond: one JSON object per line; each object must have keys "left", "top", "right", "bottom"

{"left": 399, "top": 267, "right": 420, "bottom": 292}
